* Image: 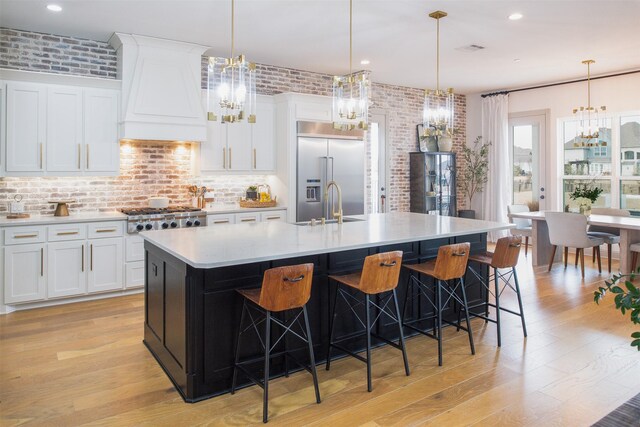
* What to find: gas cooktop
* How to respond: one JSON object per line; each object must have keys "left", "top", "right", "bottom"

{"left": 120, "top": 206, "right": 202, "bottom": 216}
{"left": 121, "top": 206, "right": 207, "bottom": 233}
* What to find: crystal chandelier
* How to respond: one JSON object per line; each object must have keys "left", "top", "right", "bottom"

{"left": 206, "top": 0, "right": 256, "bottom": 124}
{"left": 573, "top": 59, "right": 606, "bottom": 141}
{"left": 332, "top": 0, "right": 370, "bottom": 131}
{"left": 422, "top": 11, "right": 455, "bottom": 139}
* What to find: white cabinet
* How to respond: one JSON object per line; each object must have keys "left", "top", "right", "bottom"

{"left": 6, "top": 82, "right": 46, "bottom": 173}
{"left": 227, "top": 123, "right": 252, "bottom": 170}
{"left": 84, "top": 89, "right": 119, "bottom": 173}
{"left": 201, "top": 120, "right": 226, "bottom": 172}
{"left": 47, "top": 241, "right": 86, "bottom": 298}
{"left": 207, "top": 213, "right": 236, "bottom": 226}
{"left": 46, "top": 86, "right": 83, "bottom": 172}
{"left": 260, "top": 211, "right": 286, "bottom": 222}
{"left": 252, "top": 102, "right": 276, "bottom": 171}
{"left": 88, "top": 237, "right": 123, "bottom": 293}
{"left": 125, "top": 235, "right": 144, "bottom": 289}
{"left": 207, "top": 210, "right": 287, "bottom": 226}
{"left": 236, "top": 212, "right": 260, "bottom": 224}
{"left": 4, "top": 244, "right": 46, "bottom": 304}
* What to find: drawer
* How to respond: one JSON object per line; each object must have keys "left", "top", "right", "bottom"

{"left": 125, "top": 235, "right": 145, "bottom": 262}
{"left": 4, "top": 226, "right": 46, "bottom": 245}
{"left": 87, "top": 221, "right": 124, "bottom": 239}
{"left": 48, "top": 224, "right": 87, "bottom": 242}
{"left": 236, "top": 213, "right": 260, "bottom": 224}
{"left": 125, "top": 261, "right": 145, "bottom": 289}
{"left": 207, "top": 213, "right": 236, "bottom": 226}
{"left": 260, "top": 210, "right": 286, "bottom": 222}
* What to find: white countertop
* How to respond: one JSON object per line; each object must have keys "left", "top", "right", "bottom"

{"left": 510, "top": 210, "right": 640, "bottom": 230}
{"left": 140, "top": 212, "right": 513, "bottom": 269}
{"left": 0, "top": 211, "right": 127, "bottom": 227}
{"left": 203, "top": 205, "right": 287, "bottom": 214}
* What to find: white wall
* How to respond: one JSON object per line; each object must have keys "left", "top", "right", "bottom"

{"left": 466, "top": 72, "right": 640, "bottom": 217}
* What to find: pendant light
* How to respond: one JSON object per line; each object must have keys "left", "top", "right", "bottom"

{"left": 332, "top": 0, "right": 370, "bottom": 131}
{"left": 422, "top": 11, "right": 455, "bottom": 140}
{"left": 206, "top": 0, "right": 256, "bottom": 124}
{"left": 573, "top": 59, "right": 606, "bottom": 141}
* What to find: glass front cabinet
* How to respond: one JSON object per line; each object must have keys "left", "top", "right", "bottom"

{"left": 410, "top": 152, "right": 457, "bottom": 216}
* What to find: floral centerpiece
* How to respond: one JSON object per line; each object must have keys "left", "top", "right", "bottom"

{"left": 568, "top": 182, "right": 603, "bottom": 216}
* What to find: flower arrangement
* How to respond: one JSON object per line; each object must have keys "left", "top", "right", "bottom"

{"left": 569, "top": 183, "right": 603, "bottom": 203}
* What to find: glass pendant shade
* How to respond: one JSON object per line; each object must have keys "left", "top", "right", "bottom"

{"left": 207, "top": 55, "right": 256, "bottom": 123}
{"left": 423, "top": 88, "right": 454, "bottom": 137}
{"left": 573, "top": 59, "right": 606, "bottom": 141}
{"left": 332, "top": 70, "right": 371, "bottom": 131}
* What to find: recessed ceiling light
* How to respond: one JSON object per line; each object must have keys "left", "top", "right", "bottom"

{"left": 509, "top": 13, "right": 523, "bottom": 20}
{"left": 47, "top": 4, "right": 62, "bottom": 12}
{"left": 360, "top": 59, "right": 370, "bottom": 65}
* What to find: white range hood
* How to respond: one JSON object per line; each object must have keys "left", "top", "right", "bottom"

{"left": 109, "top": 33, "right": 208, "bottom": 142}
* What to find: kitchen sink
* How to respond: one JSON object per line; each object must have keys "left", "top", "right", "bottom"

{"left": 294, "top": 217, "right": 365, "bottom": 226}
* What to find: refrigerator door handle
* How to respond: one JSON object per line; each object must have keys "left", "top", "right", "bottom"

{"left": 321, "top": 156, "right": 328, "bottom": 218}
{"left": 328, "top": 156, "right": 335, "bottom": 218}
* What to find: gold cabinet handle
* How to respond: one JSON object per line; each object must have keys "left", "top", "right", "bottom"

{"left": 78, "top": 144, "right": 81, "bottom": 169}
{"left": 57, "top": 231, "right": 79, "bottom": 236}
{"left": 40, "top": 143, "right": 43, "bottom": 169}
{"left": 40, "top": 248, "right": 44, "bottom": 276}
{"left": 81, "top": 244, "right": 84, "bottom": 272}
{"left": 229, "top": 148, "right": 232, "bottom": 169}
{"left": 253, "top": 148, "right": 257, "bottom": 169}
{"left": 90, "top": 244, "right": 93, "bottom": 271}
{"left": 15, "top": 234, "right": 38, "bottom": 239}
{"left": 240, "top": 218, "right": 256, "bottom": 222}
{"left": 265, "top": 216, "right": 280, "bottom": 220}
{"left": 213, "top": 220, "right": 230, "bottom": 224}
{"left": 95, "top": 229, "right": 116, "bottom": 233}
{"left": 223, "top": 148, "right": 226, "bottom": 169}
{"left": 86, "top": 145, "right": 90, "bottom": 169}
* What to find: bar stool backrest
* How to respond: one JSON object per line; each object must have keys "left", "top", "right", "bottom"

{"left": 259, "top": 263, "right": 314, "bottom": 312}
{"left": 359, "top": 251, "right": 403, "bottom": 294}
{"left": 491, "top": 235, "right": 522, "bottom": 269}
{"left": 433, "top": 242, "right": 471, "bottom": 281}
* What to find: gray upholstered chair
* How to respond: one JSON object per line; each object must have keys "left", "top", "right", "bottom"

{"left": 587, "top": 207, "right": 630, "bottom": 272}
{"left": 507, "top": 204, "right": 532, "bottom": 256}
{"left": 546, "top": 212, "right": 604, "bottom": 278}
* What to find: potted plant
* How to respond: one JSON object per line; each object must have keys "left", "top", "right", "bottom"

{"left": 458, "top": 136, "right": 490, "bottom": 219}
{"left": 246, "top": 185, "right": 258, "bottom": 201}
{"left": 594, "top": 271, "right": 640, "bottom": 351}
{"left": 568, "top": 181, "right": 603, "bottom": 216}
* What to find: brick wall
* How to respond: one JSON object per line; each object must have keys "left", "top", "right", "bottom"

{"left": 0, "top": 27, "right": 467, "bottom": 214}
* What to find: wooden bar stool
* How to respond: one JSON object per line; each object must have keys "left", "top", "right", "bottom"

{"left": 402, "top": 242, "right": 474, "bottom": 366}
{"left": 465, "top": 236, "right": 527, "bottom": 347}
{"left": 231, "top": 263, "right": 320, "bottom": 423}
{"left": 325, "top": 251, "right": 410, "bottom": 392}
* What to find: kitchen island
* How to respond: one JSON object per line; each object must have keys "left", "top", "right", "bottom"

{"left": 139, "top": 212, "right": 512, "bottom": 402}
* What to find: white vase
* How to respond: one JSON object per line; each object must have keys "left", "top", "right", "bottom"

{"left": 438, "top": 137, "right": 453, "bottom": 151}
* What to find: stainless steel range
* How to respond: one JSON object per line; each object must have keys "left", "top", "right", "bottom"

{"left": 121, "top": 206, "right": 207, "bottom": 234}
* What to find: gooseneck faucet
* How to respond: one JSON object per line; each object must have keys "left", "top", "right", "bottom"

{"left": 324, "top": 181, "right": 343, "bottom": 224}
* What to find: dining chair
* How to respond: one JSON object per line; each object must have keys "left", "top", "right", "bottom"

{"left": 545, "top": 212, "right": 604, "bottom": 278}
{"left": 587, "top": 207, "right": 630, "bottom": 273}
{"left": 507, "top": 204, "right": 532, "bottom": 256}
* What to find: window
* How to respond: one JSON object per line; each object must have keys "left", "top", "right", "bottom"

{"left": 562, "top": 119, "right": 611, "bottom": 176}
{"left": 563, "top": 179, "right": 610, "bottom": 210}
{"left": 625, "top": 151, "right": 634, "bottom": 160}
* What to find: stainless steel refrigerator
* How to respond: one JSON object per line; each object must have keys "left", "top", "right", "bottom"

{"left": 296, "top": 121, "right": 365, "bottom": 222}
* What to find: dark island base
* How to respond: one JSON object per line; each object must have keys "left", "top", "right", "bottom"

{"left": 143, "top": 233, "right": 489, "bottom": 403}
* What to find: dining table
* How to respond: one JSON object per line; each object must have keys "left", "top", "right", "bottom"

{"left": 508, "top": 210, "right": 640, "bottom": 274}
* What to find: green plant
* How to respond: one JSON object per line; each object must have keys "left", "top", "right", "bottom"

{"left": 247, "top": 186, "right": 258, "bottom": 192}
{"left": 594, "top": 271, "right": 640, "bottom": 351}
{"left": 569, "top": 182, "right": 603, "bottom": 203}
{"left": 458, "top": 136, "right": 491, "bottom": 207}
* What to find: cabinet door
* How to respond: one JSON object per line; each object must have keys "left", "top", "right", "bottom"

{"left": 125, "top": 261, "right": 145, "bottom": 289}
{"left": 47, "top": 241, "right": 86, "bottom": 298}
{"left": 200, "top": 120, "right": 227, "bottom": 172}
{"left": 4, "top": 244, "right": 46, "bottom": 304}
{"left": 46, "top": 86, "right": 83, "bottom": 172}
{"left": 207, "top": 213, "right": 236, "bottom": 226}
{"left": 84, "top": 89, "right": 119, "bottom": 173}
{"left": 252, "top": 102, "right": 275, "bottom": 171}
{"left": 88, "top": 237, "right": 123, "bottom": 293}
{"left": 6, "top": 83, "right": 46, "bottom": 172}
{"left": 260, "top": 210, "right": 286, "bottom": 222}
{"left": 236, "top": 212, "right": 260, "bottom": 224}
{"left": 226, "top": 122, "right": 252, "bottom": 171}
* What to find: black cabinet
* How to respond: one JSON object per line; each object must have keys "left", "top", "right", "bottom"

{"left": 410, "top": 152, "right": 457, "bottom": 216}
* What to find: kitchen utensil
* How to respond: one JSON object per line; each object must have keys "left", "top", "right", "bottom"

{"left": 48, "top": 200, "right": 75, "bottom": 217}
{"left": 149, "top": 197, "right": 170, "bottom": 208}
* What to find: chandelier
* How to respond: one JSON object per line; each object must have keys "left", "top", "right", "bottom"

{"left": 573, "top": 59, "right": 606, "bottom": 141}
{"left": 206, "top": 0, "right": 256, "bottom": 124}
{"left": 422, "top": 11, "right": 455, "bottom": 139}
{"left": 332, "top": 0, "right": 370, "bottom": 131}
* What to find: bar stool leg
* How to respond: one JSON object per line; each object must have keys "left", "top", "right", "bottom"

{"left": 401, "top": 274, "right": 412, "bottom": 326}
{"left": 459, "top": 277, "right": 476, "bottom": 355}
{"left": 302, "top": 305, "right": 321, "bottom": 404}
{"left": 283, "top": 310, "right": 290, "bottom": 378}
{"left": 513, "top": 267, "right": 528, "bottom": 337}
{"left": 436, "top": 280, "right": 443, "bottom": 367}
{"left": 325, "top": 283, "right": 339, "bottom": 371}
{"left": 365, "top": 294, "right": 373, "bottom": 392}
{"left": 392, "top": 289, "right": 410, "bottom": 376}
{"left": 493, "top": 267, "right": 502, "bottom": 347}
{"left": 231, "top": 299, "right": 247, "bottom": 395}
{"left": 263, "top": 311, "right": 271, "bottom": 424}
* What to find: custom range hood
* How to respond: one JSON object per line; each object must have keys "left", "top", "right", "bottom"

{"left": 109, "top": 33, "right": 208, "bottom": 142}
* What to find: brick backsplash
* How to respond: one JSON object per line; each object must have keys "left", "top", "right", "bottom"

{"left": 1, "top": 27, "right": 467, "bottom": 214}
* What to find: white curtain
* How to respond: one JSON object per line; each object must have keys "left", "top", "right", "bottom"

{"left": 481, "top": 94, "right": 511, "bottom": 241}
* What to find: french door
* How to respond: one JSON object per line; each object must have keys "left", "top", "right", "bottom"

{"left": 509, "top": 112, "right": 547, "bottom": 210}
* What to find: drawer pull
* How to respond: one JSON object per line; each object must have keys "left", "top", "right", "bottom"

{"left": 14, "top": 234, "right": 38, "bottom": 239}
{"left": 241, "top": 218, "right": 256, "bottom": 222}
{"left": 41, "top": 248, "right": 44, "bottom": 276}
{"left": 90, "top": 244, "right": 93, "bottom": 271}
{"left": 57, "top": 231, "right": 79, "bottom": 236}
{"left": 213, "top": 220, "right": 230, "bottom": 224}
{"left": 95, "top": 229, "right": 117, "bottom": 233}
{"left": 265, "top": 216, "right": 280, "bottom": 220}
{"left": 81, "top": 244, "right": 85, "bottom": 272}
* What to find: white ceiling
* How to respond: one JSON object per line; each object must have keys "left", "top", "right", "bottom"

{"left": 1, "top": 0, "right": 639, "bottom": 94}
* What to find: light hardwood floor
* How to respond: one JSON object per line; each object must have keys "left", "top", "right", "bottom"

{"left": 1, "top": 250, "right": 639, "bottom": 426}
